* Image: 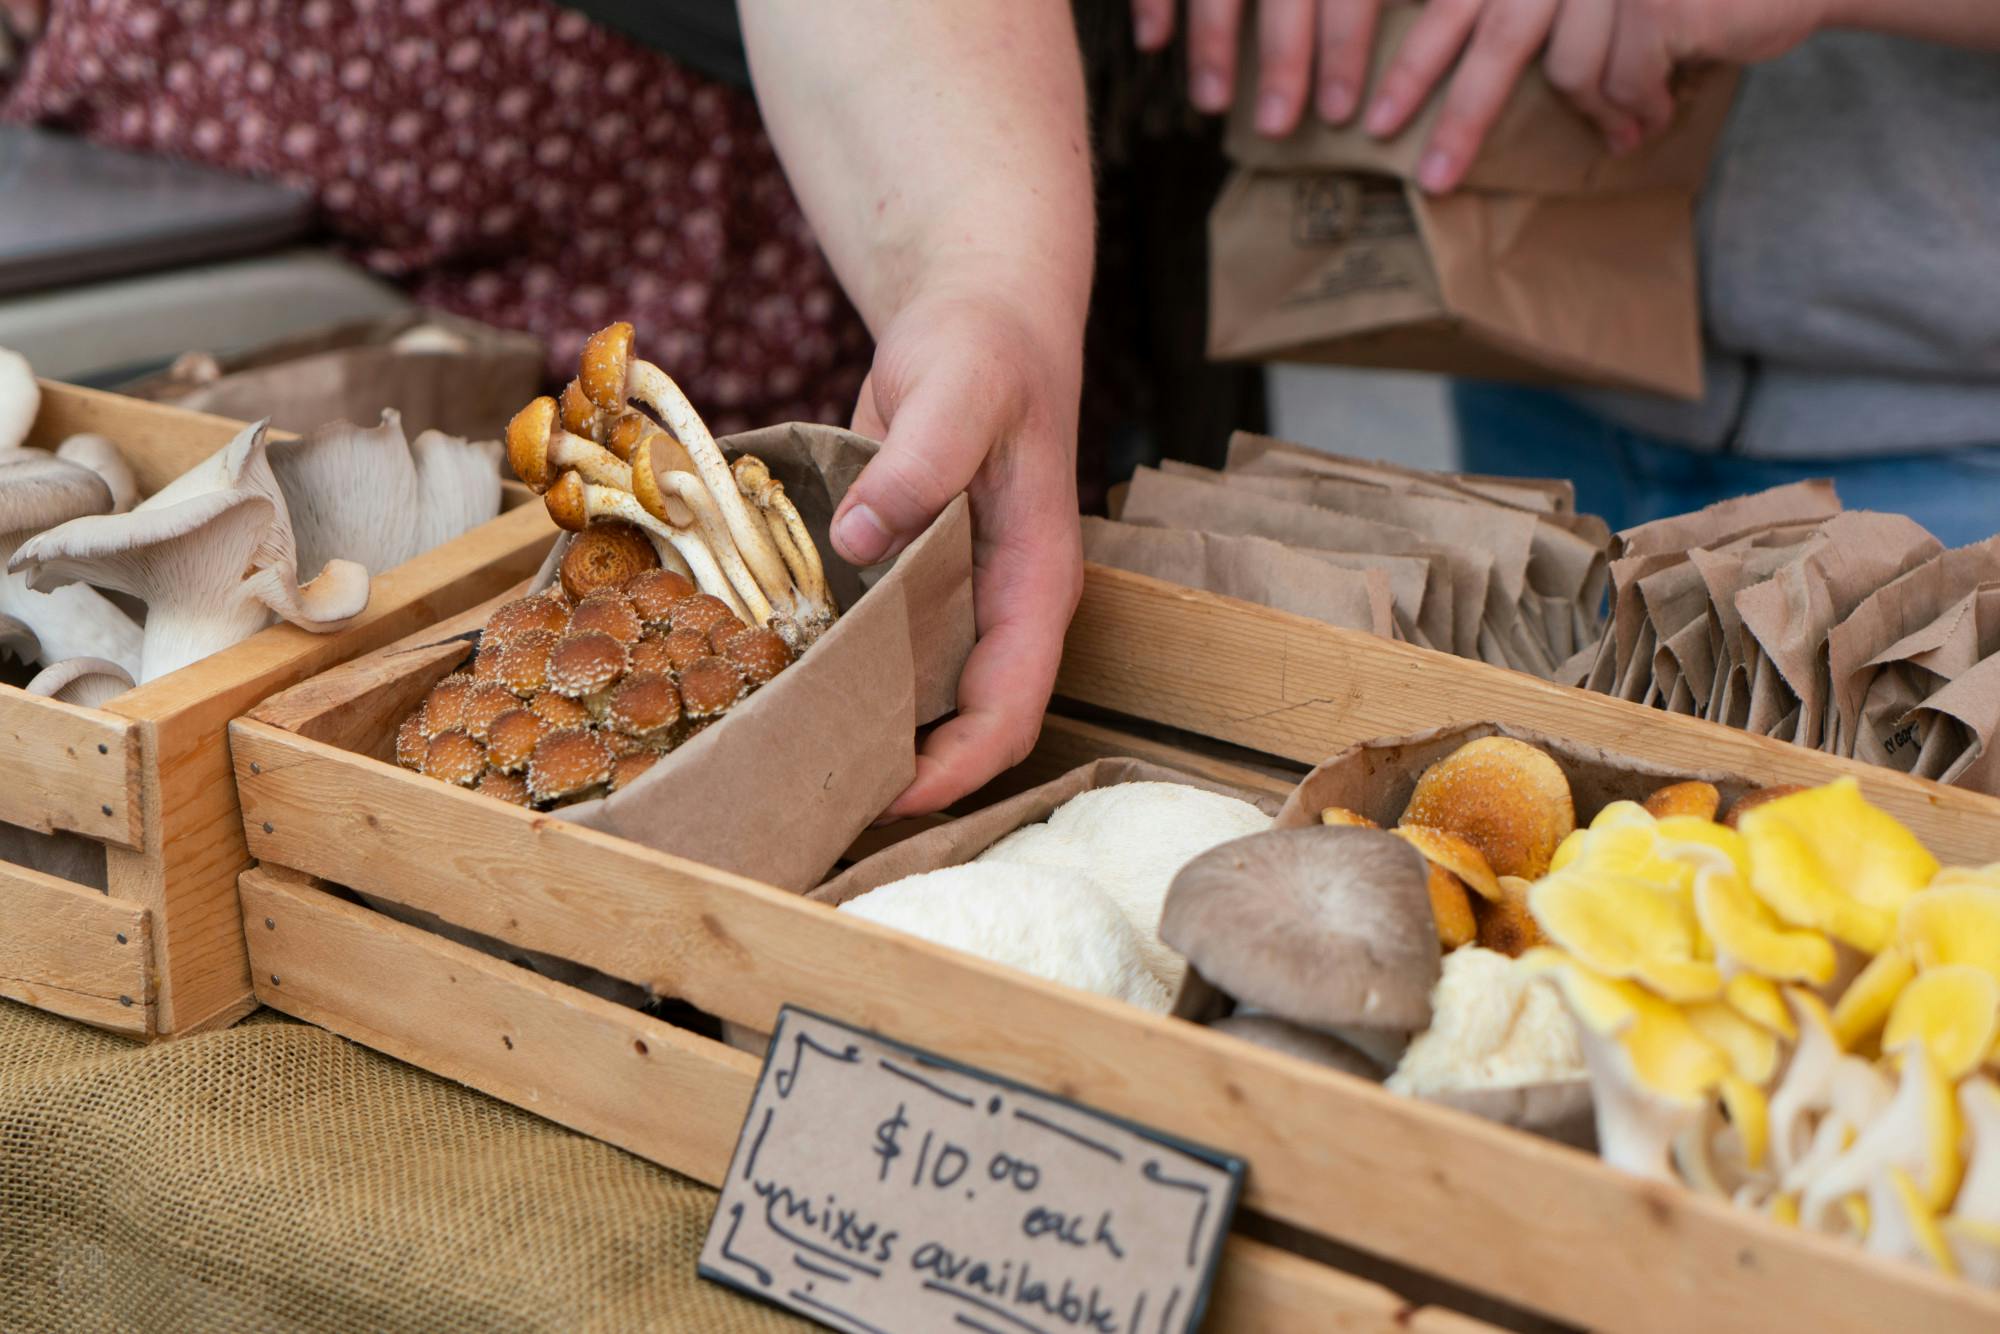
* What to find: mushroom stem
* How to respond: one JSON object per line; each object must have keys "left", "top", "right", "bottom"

{"left": 733, "top": 455, "right": 834, "bottom": 620}
{"left": 543, "top": 473, "right": 750, "bottom": 622}
{"left": 630, "top": 434, "right": 775, "bottom": 627}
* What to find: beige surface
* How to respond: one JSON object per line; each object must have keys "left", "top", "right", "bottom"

{"left": 0, "top": 999, "right": 805, "bottom": 1333}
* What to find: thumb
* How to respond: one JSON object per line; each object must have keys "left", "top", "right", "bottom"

{"left": 832, "top": 356, "right": 1004, "bottom": 566}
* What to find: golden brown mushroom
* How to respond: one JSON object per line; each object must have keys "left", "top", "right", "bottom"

{"left": 1722, "top": 784, "right": 1810, "bottom": 829}
{"left": 422, "top": 729, "right": 486, "bottom": 787}
{"left": 1392, "top": 824, "right": 1504, "bottom": 902}
{"left": 528, "top": 691, "right": 592, "bottom": 729}
{"left": 459, "top": 682, "right": 519, "bottom": 743}
{"left": 1475, "top": 876, "right": 1548, "bottom": 958}
{"left": 477, "top": 770, "right": 534, "bottom": 807}
{"left": 558, "top": 522, "right": 659, "bottom": 601}
{"left": 543, "top": 471, "right": 750, "bottom": 621}
{"left": 558, "top": 378, "right": 613, "bottom": 445}
{"left": 568, "top": 591, "right": 642, "bottom": 644}
{"left": 484, "top": 707, "right": 548, "bottom": 775}
{"left": 526, "top": 727, "right": 615, "bottom": 805}
{"left": 485, "top": 594, "right": 570, "bottom": 643}
{"left": 1400, "top": 736, "right": 1576, "bottom": 880}
{"left": 506, "top": 396, "right": 633, "bottom": 492}
{"left": 678, "top": 655, "right": 748, "bottom": 720}
{"left": 668, "top": 592, "right": 741, "bottom": 642}
{"left": 628, "top": 633, "right": 676, "bottom": 677}
{"left": 609, "top": 749, "right": 660, "bottom": 791}
{"left": 1319, "top": 807, "right": 1381, "bottom": 829}
{"left": 496, "top": 627, "right": 560, "bottom": 697}
{"left": 395, "top": 711, "right": 427, "bottom": 770}
{"left": 656, "top": 626, "right": 714, "bottom": 674}
{"left": 605, "top": 672, "right": 682, "bottom": 743}
{"left": 717, "top": 624, "right": 791, "bottom": 686}
{"left": 1643, "top": 780, "right": 1722, "bottom": 822}
{"left": 545, "top": 630, "right": 628, "bottom": 700}
{"left": 419, "top": 674, "right": 477, "bottom": 739}
{"left": 622, "top": 567, "right": 697, "bottom": 629}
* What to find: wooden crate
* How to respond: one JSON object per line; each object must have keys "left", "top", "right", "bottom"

{"left": 231, "top": 583, "right": 2000, "bottom": 1332}
{"left": 1, "top": 381, "right": 556, "bottom": 1038}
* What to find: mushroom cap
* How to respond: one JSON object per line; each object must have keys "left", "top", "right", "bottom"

{"left": 495, "top": 627, "right": 559, "bottom": 696}
{"left": 0, "top": 346, "right": 39, "bottom": 452}
{"left": 668, "top": 592, "right": 740, "bottom": 641}
{"left": 603, "top": 411, "right": 650, "bottom": 461}
{"left": 1319, "top": 807, "right": 1380, "bottom": 830}
{"left": 1884, "top": 964, "right": 2000, "bottom": 1082}
{"left": 606, "top": 671, "right": 681, "bottom": 739}
{"left": 602, "top": 729, "right": 651, "bottom": 758}
{"left": 0, "top": 611, "right": 40, "bottom": 662}
{"left": 1900, "top": 882, "right": 2000, "bottom": 974}
{"left": 678, "top": 654, "right": 748, "bottom": 719}
{"left": 419, "top": 674, "right": 477, "bottom": 738}
{"left": 529, "top": 691, "right": 591, "bottom": 728}
{"left": 0, "top": 451, "right": 115, "bottom": 538}
{"left": 655, "top": 626, "right": 712, "bottom": 673}
{"left": 569, "top": 590, "right": 642, "bottom": 644}
{"left": 394, "top": 710, "right": 427, "bottom": 769}
{"left": 1401, "top": 737, "right": 1576, "bottom": 880}
{"left": 459, "top": 682, "right": 519, "bottom": 742}
{"left": 628, "top": 633, "right": 676, "bottom": 677}
{"left": 1722, "top": 784, "right": 1809, "bottom": 829}
{"left": 476, "top": 769, "right": 534, "bottom": 806}
{"left": 472, "top": 639, "right": 507, "bottom": 683}
{"left": 1159, "top": 826, "right": 1442, "bottom": 1032}
{"left": 1643, "top": 781, "right": 1721, "bottom": 822}
{"left": 718, "top": 624, "right": 791, "bottom": 685}
{"left": 559, "top": 378, "right": 600, "bottom": 440}
{"left": 1738, "top": 778, "right": 1939, "bottom": 953}
{"left": 1393, "top": 824, "right": 1503, "bottom": 902}
{"left": 526, "top": 726, "right": 614, "bottom": 804}
{"left": 545, "top": 630, "right": 628, "bottom": 698}
{"left": 559, "top": 522, "right": 658, "bottom": 601}
{"left": 622, "top": 567, "right": 696, "bottom": 626}
{"left": 1528, "top": 863, "right": 1723, "bottom": 1002}
{"left": 422, "top": 729, "right": 486, "bottom": 786}
{"left": 505, "top": 397, "right": 560, "bottom": 491}
{"left": 55, "top": 434, "right": 139, "bottom": 513}
{"left": 484, "top": 706, "right": 547, "bottom": 773}
{"left": 1209, "top": 1013, "right": 1384, "bottom": 1080}
{"left": 578, "top": 321, "right": 636, "bottom": 411}
{"left": 486, "top": 594, "right": 572, "bottom": 644}
{"left": 543, "top": 472, "right": 591, "bottom": 532}
{"left": 1420, "top": 863, "right": 1477, "bottom": 950}
{"left": 610, "top": 749, "right": 661, "bottom": 791}
{"left": 1476, "top": 876, "right": 1548, "bottom": 957}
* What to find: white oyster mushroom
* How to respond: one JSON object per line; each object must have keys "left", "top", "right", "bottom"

{"left": 27, "top": 656, "right": 134, "bottom": 709}
{"left": 11, "top": 419, "right": 369, "bottom": 681}
{"left": 410, "top": 428, "right": 504, "bottom": 556}
{"left": 977, "top": 782, "right": 1273, "bottom": 990}
{"left": 0, "top": 452, "right": 143, "bottom": 677}
{"left": 838, "top": 864, "right": 1171, "bottom": 1012}
{"left": 1957, "top": 1077, "right": 2000, "bottom": 1227}
{"left": 0, "top": 346, "right": 36, "bottom": 452}
{"left": 55, "top": 434, "right": 138, "bottom": 512}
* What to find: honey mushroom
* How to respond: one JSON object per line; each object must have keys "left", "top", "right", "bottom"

{"left": 604, "top": 672, "right": 682, "bottom": 746}
{"left": 543, "top": 471, "right": 751, "bottom": 623}
{"left": 559, "top": 520, "right": 666, "bottom": 598}
{"left": 495, "top": 628, "right": 560, "bottom": 697}
{"left": 622, "top": 567, "right": 696, "bottom": 630}
{"left": 628, "top": 634, "right": 676, "bottom": 677}
{"left": 678, "top": 655, "right": 749, "bottom": 722}
{"left": 529, "top": 691, "right": 591, "bottom": 728}
{"left": 567, "top": 590, "right": 643, "bottom": 644}
{"left": 506, "top": 396, "right": 633, "bottom": 492}
{"left": 731, "top": 453, "right": 834, "bottom": 629}
{"left": 610, "top": 750, "right": 660, "bottom": 791}
{"left": 459, "top": 682, "right": 519, "bottom": 742}
{"left": 476, "top": 770, "right": 534, "bottom": 806}
{"left": 545, "top": 630, "right": 628, "bottom": 710}
{"left": 526, "top": 727, "right": 615, "bottom": 805}
{"left": 484, "top": 707, "right": 548, "bottom": 775}
{"left": 419, "top": 674, "right": 476, "bottom": 738}
{"left": 715, "top": 623, "right": 791, "bottom": 685}
{"left": 422, "top": 729, "right": 485, "bottom": 787}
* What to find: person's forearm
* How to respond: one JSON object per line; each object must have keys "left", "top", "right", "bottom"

{"left": 739, "top": 2, "right": 1095, "bottom": 339}
{"left": 1823, "top": 0, "right": 2000, "bottom": 47}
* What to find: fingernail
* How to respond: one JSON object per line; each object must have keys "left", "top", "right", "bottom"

{"left": 1417, "top": 149, "right": 1454, "bottom": 193}
{"left": 1255, "top": 91, "right": 1289, "bottom": 135}
{"left": 833, "top": 503, "right": 891, "bottom": 565}
{"left": 1318, "top": 79, "right": 1355, "bottom": 122}
{"left": 1192, "top": 67, "right": 1228, "bottom": 112}
{"left": 1364, "top": 93, "right": 1401, "bottom": 137}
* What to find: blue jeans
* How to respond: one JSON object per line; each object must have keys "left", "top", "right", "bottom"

{"left": 1452, "top": 381, "right": 2000, "bottom": 549}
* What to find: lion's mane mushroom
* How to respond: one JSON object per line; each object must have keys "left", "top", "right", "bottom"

{"left": 0, "top": 346, "right": 36, "bottom": 452}
{"left": 1386, "top": 946, "right": 1588, "bottom": 1128}
{"left": 11, "top": 419, "right": 370, "bottom": 682}
{"left": 0, "top": 453, "right": 143, "bottom": 677}
{"left": 1162, "top": 826, "right": 1442, "bottom": 1032}
{"left": 543, "top": 471, "right": 751, "bottom": 622}
{"left": 508, "top": 396, "right": 633, "bottom": 492}
{"left": 25, "top": 657, "right": 134, "bottom": 709}
{"left": 55, "top": 435, "right": 138, "bottom": 512}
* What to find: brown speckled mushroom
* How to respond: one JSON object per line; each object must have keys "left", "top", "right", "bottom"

{"left": 606, "top": 672, "right": 681, "bottom": 744}
{"left": 668, "top": 592, "right": 741, "bottom": 642}
{"left": 559, "top": 521, "right": 664, "bottom": 600}
{"left": 472, "top": 639, "right": 508, "bottom": 683}
{"left": 496, "top": 627, "right": 559, "bottom": 697}
{"left": 1160, "top": 826, "right": 1442, "bottom": 1033}
{"left": 477, "top": 770, "right": 534, "bottom": 807}
{"left": 460, "top": 682, "right": 519, "bottom": 742}
{"left": 568, "top": 590, "right": 642, "bottom": 644}
{"left": 484, "top": 707, "right": 548, "bottom": 775}
{"left": 610, "top": 750, "right": 660, "bottom": 791}
{"left": 419, "top": 674, "right": 477, "bottom": 739}
{"left": 395, "top": 710, "right": 427, "bottom": 769}
{"left": 422, "top": 728, "right": 486, "bottom": 787}
{"left": 655, "top": 626, "right": 712, "bottom": 674}
{"left": 546, "top": 633, "right": 627, "bottom": 721}
{"left": 485, "top": 594, "right": 571, "bottom": 644}
{"left": 506, "top": 396, "right": 632, "bottom": 492}
{"left": 529, "top": 691, "right": 592, "bottom": 728}
{"left": 622, "top": 567, "right": 696, "bottom": 629}
{"left": 628, "top": 633, "right": 676, "bottom": 677}
{"left": 604, "top": 411, "right": 660, "bottom": 463}
{"left": 717, "top": 624, "right": 791, "bottom": 686}
{"left": 678, "top": 655, "right": 748, "bottom": 721}
{"left": 526, "top": 726, "right": 615, "bottom": 805}
{"left": 543, "top": 471, "right": 750, "bottom": 622}
{"left": 558, "top": 378, "right": 618, "bottom": 446}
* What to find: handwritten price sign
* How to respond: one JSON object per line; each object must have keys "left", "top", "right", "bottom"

{"left": 700, "top": 1008, "right": 1243, "bottom": 1334}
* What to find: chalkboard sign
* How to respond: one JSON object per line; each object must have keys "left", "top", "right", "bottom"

{"left": 700, "top": 1007, "right": 1245, "bottom": 1334}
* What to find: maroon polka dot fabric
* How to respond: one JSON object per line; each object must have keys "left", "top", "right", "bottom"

{"left": 2, "top": 0, "right": 873, "bottom": 434}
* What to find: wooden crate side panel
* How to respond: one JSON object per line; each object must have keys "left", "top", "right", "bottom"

{"left": 238, "top": 870, "right": 1489, "bottom": 1334}
{"left": 0, "top": 688, "right": 141, "bottom": 846}
{"left": 229, "top": 724, "right": 2000, "bottom": 1334}
{"left": 1060, "top": 567, "right": 2000, "bottom": 865}
{"left": 0, "top": 861, "right": 151, "bottom": 1034}
{"left": 27, "top": 380, "right": 269, "bottom": 494}
{"left": 105, "top": 504, "right": 555, "bottom": 1035}
{"left": 983, "top": 713, "right": 1299, "bottom": 802}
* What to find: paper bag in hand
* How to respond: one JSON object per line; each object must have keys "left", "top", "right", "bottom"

{"left": 1208, "top": 2, "right": 1736, "bottom": 399}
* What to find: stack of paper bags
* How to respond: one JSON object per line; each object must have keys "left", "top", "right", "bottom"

{"left": 1087, "top": 431, "right": 1609, "bottom": 681}
{"left": 1587, "top": 482, "right": 2000, "bottom": 795}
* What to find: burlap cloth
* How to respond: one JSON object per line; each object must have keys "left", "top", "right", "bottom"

{"left": 0, "top": 1000, "right": 805, "bottom": 1333}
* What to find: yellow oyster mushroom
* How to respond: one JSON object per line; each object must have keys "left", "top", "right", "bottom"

{"left": 1870, "top": 1167, "right": 1958, "bottom": 1273}
{"left": 1549, "top": 826, "right": 1587, "bottom": 873}
{"left": 1738, "top": 778, "right": 1940, "bottom": 953}
{"left": 1884, "top": 965, "right": 2000, "bottom": 1083}
{"left": 1801, "top": 1043, "right": 1963, "bottom": 1222}
{"left": 1726, "top": 973, "right": 1797, "bottom": 1040}
{"left": 1691, "top": 864, "right": 1838, "bottom": 986}
{"left": 1530, "top": 867, "right": 1722, "bottom": 1002}
{"left": 1685, "top": 999, "right": 1783, "bottom": 1085}
{"left": 1900, "top": 883, "right": 2000, "bottom": 981}
{"left": 1656, "top": 815, "right": 1753, "bottom": 880}
{"left": 1832, "top": 946, "right": 1918, "bottom": 1050}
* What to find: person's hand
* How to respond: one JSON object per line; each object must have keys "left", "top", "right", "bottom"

{"left": 834, "top": 288, "right": 1085, "bottom": 818}
{"left": 1133, "top": 0, "right": 1827, "bottom": 191}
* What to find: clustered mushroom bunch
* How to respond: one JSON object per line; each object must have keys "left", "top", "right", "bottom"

{"left": 394, "top": 565, "right": 796, "bottom": 810}
{"left": 507, "top": 321, "right": 835, "bottom": 653}
{"left": 1510, "top": 774, "right": 2000, "bottom": 1286}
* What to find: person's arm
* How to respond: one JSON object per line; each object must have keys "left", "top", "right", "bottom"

{"left": 1825, "top": 0, "right": 2000, "bottom": 45}
{"left": 739, "top": 2, "right": 1096, "bottom": 816}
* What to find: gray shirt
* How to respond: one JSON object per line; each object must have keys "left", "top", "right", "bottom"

{"left": 1575, "top": 31, "right": 2000, "bottom": 458}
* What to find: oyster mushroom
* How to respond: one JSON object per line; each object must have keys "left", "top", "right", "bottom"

{"left": 543, "top": 471, "right": 749, "bottom": 622}
{"left": 1738, "top": 779, "right": 1939, "bottom": 954}
{"left": 1210, "top": 1012, "right": 1384, "bottom": 1079}
{"left": 559, "top": 521, "right": 664, "bottom": 600}
{"left": 0, "top": 347, "right": 38, "bottom": 452}
{"left": 1882, "top": 965, "right": 2000, "bottom": 1082}
{"left": 0, "top": 611, "right": 39, "bottom": 662}
{"left": 1528, "top": 862, "right": 1722, "bottom": 1002}
{"left": 1401, "top": 736, "right": 1576, "bottom": 880}
{"left": 55, "top": 434, "right": 137, "bottom": 512}
{"left": 1160, "top": 826, "right": 1441, "bottom": 1032}
{"left": 0, "top": 452, "right": 143, "bottom": 676}
{"left": 506, "top": 396, "right": 633, "bottom": 491}
{"left": 10, "top": 420, "right": 369, "bottom": 682}
{"left": 1689, "top": 858, "right": 1838, "bottom": 987}
{"left": 25, "top": 656, "right": 134, "bottom": 709}
{"left": 1799, "top": 1043, "right": 1963, "bottom": 1225}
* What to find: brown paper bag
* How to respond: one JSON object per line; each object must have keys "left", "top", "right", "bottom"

{"left": 1855, "top": 584, "right": 2000, "bottom": 776}
{"left": 1905, "top": 653, "right": 2000, "bottom": 795}
{"left": 1080, "top": 517, "right": 1398, "bottom": 638}
{"left": 120, "top": 310, "right": 545, "bottom": 441}
{"left": 523, "top": 423, "right": 975, "bottom": 893}
{"left": 1225, "top": 430, "right": 1578, "bottom": 517}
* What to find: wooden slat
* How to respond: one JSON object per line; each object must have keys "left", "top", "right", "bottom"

{"left": 984, "top": 713, "right": 1300, "bottom": 802}
{"left": 239, "top": 869, "right": 1490, "bottom": 1334}
{"left": 230, "top": 721, "right": 2000, "bottom": 1334}
{"left": 25, "top": 379, "right": 280, "bottom": 494}
{"left": 101, "top": 503, "right": 556, "bottom": 1035}
{"left": 0, "top": 860, "right": 151, "bottom": 1034}
{"left": 1060, "top": 565, "right": 2000, "bottom": 865}
{"left": 0, "top": 686, "right": 141, "bottom": 846}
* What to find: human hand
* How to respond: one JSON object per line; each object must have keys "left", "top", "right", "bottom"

{"left": 1133, "top": 0, "right": 1826, "bottom": 191}
{"left": 834, "top": 289, "right": 1085, "bottom": 818}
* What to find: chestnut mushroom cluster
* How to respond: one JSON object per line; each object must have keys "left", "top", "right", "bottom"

{"left": 508, "top": 322, "right": 837, "bottom": 652}
{"left": 394, "top": 566, "right": 793, "bottom": 810}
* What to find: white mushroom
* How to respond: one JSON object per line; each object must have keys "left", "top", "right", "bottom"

{"left": 0, "top": 452, "right": 143, "bottom": 677}
{"left": 11, "top": 420, "right": 370, "bottom": 681}
{"left": 55, "top": 434, "right": 138, "bottom": 512}
{"left": 1798, "top": 1044, "right": 1963, "bottom": 1230}
{"left": 0, "top": 346, "right": 37, "bottom": 452}
{"left": 26, "top": 656, "right": 134, "bottom": 709}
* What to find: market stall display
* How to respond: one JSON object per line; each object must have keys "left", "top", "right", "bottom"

{"left": 0, "top": 369, "right": 554, "bottom": 1038}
